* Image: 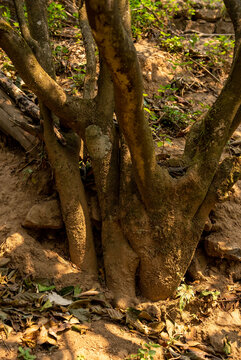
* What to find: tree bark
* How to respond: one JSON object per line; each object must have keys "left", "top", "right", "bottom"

{"left": 0, "top": 88, "right": 38, "bottom": 151}
{"left": 24, "top": 0, "right": 97, "bottom": 278}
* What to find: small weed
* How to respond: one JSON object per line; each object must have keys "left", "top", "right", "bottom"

{"left": 47, "top": 1, "right": 67, "bottom": 33}
{"left": 204, "top": 35, "right": 234, "bottom": 66}
{"left": 18, "top": 347, "right": 36, "bottom": 360}
{"left": 176, "top": 283, "right": 195, "bottom": 311}
{"left": 223, "top": 337, "right": 232, "bottom": 355}
{"left": 160, "top": 32, "right": 185, "bottom": 52}
{"left": 0, "top": 5, "right": 11, "bottom": 22}
{"left": 68, "top": 68, "right": 86, "bottom": 91}
{"left": 0, "top": 5, "right": 19, "bottom": 28}
{"left": 199, "top": 289, "right": 220, "bottom": 300}
{"left": 127, "top": 342, "right": 160, "bottom": 360}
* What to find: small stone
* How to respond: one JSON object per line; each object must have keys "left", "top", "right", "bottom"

{"left": 215, "top": 20, "right": 234, "bottom": 34}
{"left": 195, "top": 9, "right": 221, "bottom": 22}
{"left": 204, "top": 218, "right": 212, "bottom": 232}
{"left": 22, "top": 199, "right": 63, "bottom": 229}
{"left": 205, "top": 236, "right": 241, "bottom": 261}
{"left": 228, "top": 262, "right": 241, "bottom": 281}
{"left": 0, "top": 257, "right": 10, "bottom": 266}
{"left": 188, "top": 248, "right": 208, "bottom": 280}
{"left": 185, "top": 20, "right": 215, "bottom": 34}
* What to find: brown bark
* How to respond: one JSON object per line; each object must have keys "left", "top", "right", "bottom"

{"left": 86, "top": 0, "right": 169, "bottom": 210}
{"left": 0, "top": 17, "right": 93, "bottom": 138}
{"left": 0, "top": 88, "right": 38, "bottom": 151}
{"left": 0, "top": 70, "right": 40, "bottom": 122}
{"left": 79, "top": 3, "right": 96, "bottom": 99}
{"left": 24, "top": 0, "right": 97, "bottom": 278}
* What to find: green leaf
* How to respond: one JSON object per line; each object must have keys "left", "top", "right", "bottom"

{"left": 18, "top": 347, "right": 36, "bottom": 359}
{"left": 59, "top": 286, "right": 74, "bottom": 296}
{"left": 40, "top": 299, "right": 52, "bottom": 312}
{"left": 223, "top": 338, "right": 231, "bottom": 355}
{"left": 144, "top": 107, "right": 151, "bottom": 113}
{"left": 38, "top": 284, "right": 55, "bottom": 292}
{"left": 200, "top": 290, "right": 220, "bottom": 300}
{"left": 74, "top": 286, "right": 82, "bottom": 297}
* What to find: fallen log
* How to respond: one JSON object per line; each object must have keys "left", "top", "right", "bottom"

{"left": 0, "top": 88, "right": 39, "bottom": 152}
{"left": 0, "top": 71, "right": 40, "bottom": 123}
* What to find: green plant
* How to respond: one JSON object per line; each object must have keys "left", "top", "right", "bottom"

{"left": 204, "top": 35, "right": 234, "bottom": 66}
{"left": 76, "top": 355, "right": 85, "bottom": 360}
{"left": 176, "top": 283, "right": 195, "bottom": 311}
{"left": 18, "top": 347, "right": 36, "bottom": 360}
{"left": 223, "top": 338, "right": 232, "bottom": 355}
{"left": 157, "top": 134, "right": 172, "bottom": 149}
{"left": 160, "top": 32, "right": 185, "bottom": 52}
{"left": 53, "top": 45, "right": 69, "bottom": 58}
{"left": 68, "top": 68, "right": 86, "bottom": 91}
{"left": 199, "top": 289, "right": 220, "bottom": 300}
{"left": 0, "top": 6, "right": 11, "bottom": 22}
{"left": 127, "top": 342, "right": 160, "bottom": 360}
{"left": 130, "top": 0, "right": 164, "bottom": 38}
{"left": 0, "top": 5, "right": 19, "bottom": 28}
{"left": 130, "top": 0, "right": 196, "bottom": 38}
{"left": 47, "top": 1, "right": 67, "bottom": 33}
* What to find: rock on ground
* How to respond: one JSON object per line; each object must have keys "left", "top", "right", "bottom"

{"left": 22, "top": 199, "right": 63, "bottom": 229}
{"left": 204, "top": 181, "right": 241, "bottom": 262}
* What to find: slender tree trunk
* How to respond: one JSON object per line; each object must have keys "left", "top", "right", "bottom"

{"left": 24, "top": 0, "right": 97, "bottom": 277}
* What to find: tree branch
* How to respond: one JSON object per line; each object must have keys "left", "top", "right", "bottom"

{"left": 0, "top": 70, "right": 40, "bottom": 122}
{"left": 194, "top": 155, "right": 241, "bottom": 227}
{"left": 185, "top": 42, "right": 241, "bottom": 184}
{"left": 86, "top": 0, "right": 167, "bottom": 207}
{"left": 79, "top": 2, "right": 96, "bottom": 99}
{"left": 13, "top": 0, "right": 39, "bottom": 52}
{"left": 223, "top": 0, "right": 241, "bottom": 43}
{"left": 0, "top": 88, "right": 39, "bottom": 151}
{"left": 0, "top": 18, "right": 94, "bottom": 137}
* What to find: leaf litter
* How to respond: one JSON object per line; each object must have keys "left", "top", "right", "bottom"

{"left": 1, "top": 259, "right": 240, "bottom": 359}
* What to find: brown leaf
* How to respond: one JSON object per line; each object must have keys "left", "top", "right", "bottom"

{"left": 75, "top": 290, "right": 100, "bottom": 297}
{"left": 37, "top": 325, "right": 48, "bottom": 345}
{"left": 23, "top": 325, "right": 40, "bottom": 336}
{"left": 107, "top": 308, "right": 124, "bottom": 321}
{"left": 138, "top": 311, "right": 153, "bottom": 321}
{"left": 187, "top": 346, "right": 222, "bottom": 360}
{"left": 148, "top": 321, "right": 165, "bottom": 334}
{"left": 0, "top": 257, "right": 10, "bottom": 267}
{"left": 126, "top": 312, "right": 150, "bottom": 335}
